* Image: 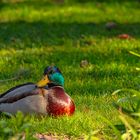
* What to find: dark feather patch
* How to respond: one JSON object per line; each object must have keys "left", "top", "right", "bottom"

{"left": 0, "top": 91, "right": 37, "bottom": 104}
{"left": 0, "top": 82, "right": 34, "bottom": 98}
{"left": 44, "top": 66, "right": 62, "bottom": 75}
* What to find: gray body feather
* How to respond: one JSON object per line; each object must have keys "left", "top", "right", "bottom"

{"left": 0, "top": 83, "right": 48, "bottom": 115}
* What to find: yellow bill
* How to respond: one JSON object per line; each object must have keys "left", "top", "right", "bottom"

{"left": 37, "top": 75, "right": 50, "bottom": 87}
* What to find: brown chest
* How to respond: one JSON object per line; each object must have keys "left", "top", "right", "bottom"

{"left": 46, "top": 87, "right": 75, "bottom": 116}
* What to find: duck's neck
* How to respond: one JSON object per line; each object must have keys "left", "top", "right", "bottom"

{"left": 46, "top": 83, "right": 63, "bottom": 89}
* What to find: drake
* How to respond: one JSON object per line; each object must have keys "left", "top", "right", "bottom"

{"left": 0, "top": 66, "right": 75, "bottom": 116}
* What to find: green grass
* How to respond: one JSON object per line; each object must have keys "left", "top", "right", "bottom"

{"left": 0, "top": 0, "right": 140, "bottom": 139}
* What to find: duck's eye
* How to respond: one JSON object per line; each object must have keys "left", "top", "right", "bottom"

{"left": 49, "top": 70, "right": 54, "bottom": 74}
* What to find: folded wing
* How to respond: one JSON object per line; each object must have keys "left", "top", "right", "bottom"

{"left": 0, "top": 83, "right": 37, "bottom": 104}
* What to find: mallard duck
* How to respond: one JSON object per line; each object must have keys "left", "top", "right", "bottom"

{"left": 0, "top": 66, "right": 75, "bottom": 116}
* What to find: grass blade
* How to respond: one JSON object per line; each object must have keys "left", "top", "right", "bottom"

{"left": 129, "top": 51, "right": 140, "bottom": 58}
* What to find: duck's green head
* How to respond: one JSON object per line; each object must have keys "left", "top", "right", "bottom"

{"left": 37, "top": 66, "right": 64, "bottom": 87}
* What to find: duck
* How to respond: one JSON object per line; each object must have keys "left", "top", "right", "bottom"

{"left": 0, "top": 66, "right": 75, "bottom": 116}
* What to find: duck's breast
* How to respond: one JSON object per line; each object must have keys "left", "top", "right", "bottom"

{"left": 47, "top": 86, "right": 75, "bottom": 116}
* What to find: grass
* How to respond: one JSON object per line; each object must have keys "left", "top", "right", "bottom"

{"left": 0, "top": 0, "right": 140, "bottom": 139}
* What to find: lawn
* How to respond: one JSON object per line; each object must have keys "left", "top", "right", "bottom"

{"left": 0, "top": 0, "right": 140, "bottom": 139}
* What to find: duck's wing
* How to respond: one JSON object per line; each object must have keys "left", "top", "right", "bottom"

{"left": 0, "top": 83, "right": 37, "bottom": 104}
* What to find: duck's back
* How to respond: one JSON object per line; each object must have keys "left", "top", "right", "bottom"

{"left": 0, "top": 83, "right": 36, "bottom": 103}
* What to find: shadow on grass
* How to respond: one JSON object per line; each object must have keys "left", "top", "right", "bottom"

{"left": 0, "top": 21, "right": 140, "bottom": 49}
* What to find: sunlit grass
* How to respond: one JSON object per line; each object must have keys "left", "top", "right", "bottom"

{"left": 0, "top": 2, "right": 140, "bottom": 23}
{"left": 0, "top": 0, "right": 140, "bottom": 139}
